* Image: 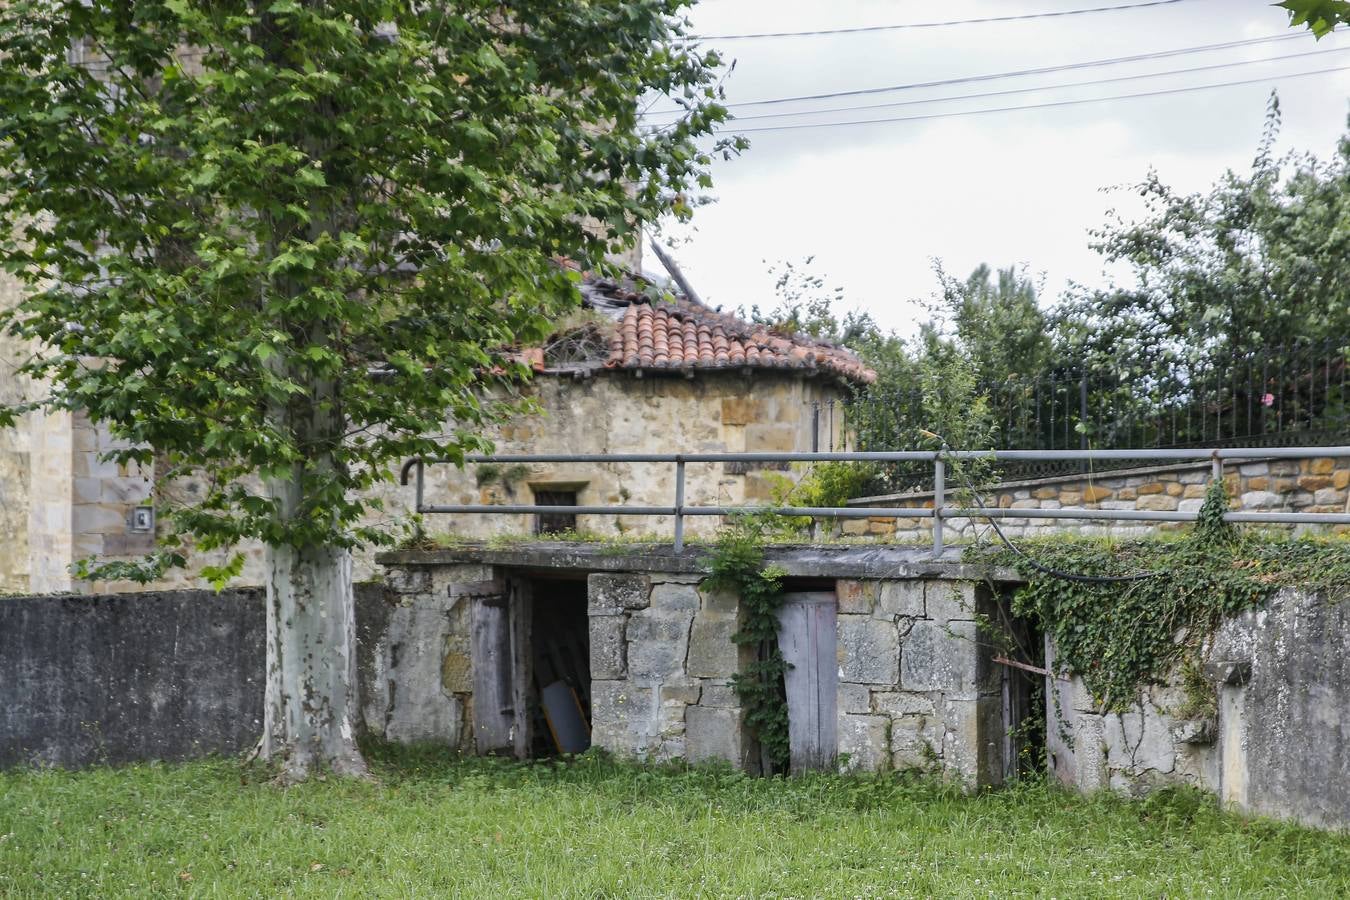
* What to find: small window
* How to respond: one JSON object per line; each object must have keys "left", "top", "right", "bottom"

{"left": 534, "top": 490, "right": 578, "bottom": 535}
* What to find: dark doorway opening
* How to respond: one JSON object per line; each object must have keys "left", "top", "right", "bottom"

{"left": 527, "top": 578, "right": 592, "bottom": 757}
{"left": 997, "top": 603, "right": 1047, "bottom": 782}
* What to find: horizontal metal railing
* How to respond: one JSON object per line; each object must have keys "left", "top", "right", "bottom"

{"left": 398, "top": 447, "right": 1350, "bottom": 554}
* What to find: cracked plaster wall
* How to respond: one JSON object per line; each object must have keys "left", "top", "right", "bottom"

{"left": 1047, "top": 587, "right": 1350, "bottom": 830}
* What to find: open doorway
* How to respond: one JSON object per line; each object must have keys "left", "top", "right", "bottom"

{"left": 995, "top": 603, "right": 1046, "bottom": 783}
{"left": 526, "top": 577, "right": 592, "bottom": 758}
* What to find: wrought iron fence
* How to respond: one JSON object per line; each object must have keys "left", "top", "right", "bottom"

{"left": 843, "top": 340, "right": 1350, "bottom": 488}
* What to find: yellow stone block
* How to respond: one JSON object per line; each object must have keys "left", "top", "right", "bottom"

{"left": 1334, "top": 470, "right": 1350, "bottom": 491}
{"left": 721, "top": 397, "right": 766, "bottom": 426}
{"left": 1082, "top": 485, "right": 1112, "bottom": 502}
{"left": 1137, "top": 482, "right": 1164, "bottom": 495}
{"left": 744, "top": 424, "right": 798, "bottom": 452}
{"left": 1306, "top": 458, "right": 1336, "bottom": 475}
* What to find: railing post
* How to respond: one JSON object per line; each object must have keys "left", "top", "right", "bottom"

{"left": 932, "top": 455, "right": 945, "bottom": 557}
{"left": 674, "top": 457, "right": 686, "bottom": 553}
{"left": 1212, "top": 453, "right": 1223, "bottom": 485}
{"left": 415, "top": 459, "right": 426, "bottom": 513}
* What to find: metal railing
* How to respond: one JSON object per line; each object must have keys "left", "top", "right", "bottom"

{"left": 847, "top": 340, "right": 1350, "bottom": 485}
{"left": 399, "top": 447, "right": 1350, "bottom": 555}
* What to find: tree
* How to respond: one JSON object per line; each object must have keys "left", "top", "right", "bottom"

{"left": 1052, "top": 98, "right": 1350, "bottom": 378}
{"left": 929, "top": 262, "right": 1052, "bottom": 385}
{"left": 0, "top": 1, "right": 732, "bottom": 781}
{"left": 1279, "top": 0, "right": 1350, "bottom": 37}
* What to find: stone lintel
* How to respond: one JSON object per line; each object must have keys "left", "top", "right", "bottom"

{"left": 377, "top": 543, "right": 1020, "bottom": 583}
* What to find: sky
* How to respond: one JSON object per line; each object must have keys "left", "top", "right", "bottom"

{"left": 641, "top": 0, "right": 1350, "bottom": 338}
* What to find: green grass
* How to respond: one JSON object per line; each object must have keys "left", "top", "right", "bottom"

{"left": 2, "top": 745, "right": 1348, "bottom": 898}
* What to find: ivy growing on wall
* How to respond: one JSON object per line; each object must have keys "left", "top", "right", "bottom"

{"left": 976, "top": 480, "right": 1350, "bottom": 711}
{"left": 705, "top": 515, "right": 791, "bottom": 773}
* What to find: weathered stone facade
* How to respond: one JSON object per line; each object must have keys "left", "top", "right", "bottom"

{"left": 834, "top": 579, "right": 1003, "bottom": 783}
{"left": 587, "top": 571, "right": 753, "bottom": 767}
{"left": 850, "top": 457, "right": 1350, "bottom": 543}
{"left": 0, "top": 369, "right": 846, "bottom": 593}
{"left": 1046, "top": 586, "right": 1350, "bottom": 830}
{"left": 375, "top": 545, "right": 1018, "bottom": 786}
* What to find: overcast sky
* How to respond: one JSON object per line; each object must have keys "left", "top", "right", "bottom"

{"left": 641, "top": 0, "right": 1350, "bottom": 338}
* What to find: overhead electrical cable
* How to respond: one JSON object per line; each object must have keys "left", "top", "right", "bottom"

{"left": 694, "top": 0, "right": 1194, "bottom": 41}
{"left": 642, "top": 31, "right": 1309, "bottom": 116}
{"left": 720, "top": 63, "right": 1350, "bottom": 133}
{"left": 680, "top": 44, "right": 1350, "bottom": 125}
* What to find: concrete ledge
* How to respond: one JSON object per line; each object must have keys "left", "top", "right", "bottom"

{"left": 376, "top": 542, "right": 1021, "bottom": 582}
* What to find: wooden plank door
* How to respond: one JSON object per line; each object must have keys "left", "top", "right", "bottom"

{"left": 471, "top": 582, "right": 531, "bottom": 758}
{"left": 777, "top": 592, "right": 838, "bottom": 773}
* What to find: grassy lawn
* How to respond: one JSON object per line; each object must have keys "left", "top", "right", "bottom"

{"left": 2, "top": 745, "right": 1348, "bottom": 898}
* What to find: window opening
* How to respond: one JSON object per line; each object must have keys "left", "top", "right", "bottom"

{"left": 534, "top": 489, "right": 578, "bottom": 535}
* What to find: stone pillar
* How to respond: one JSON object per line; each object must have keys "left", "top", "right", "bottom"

{"left": 26, "top": 410, "right": 74, "bottom": 593}
{"left": 835, "top": 577, "right": 1006, "bottom": 787}
{"left": 588, "top": 572, "right": 753, "bottom": 768}
{"left": 357, "top": 563, "right": 485, "bottom": 752}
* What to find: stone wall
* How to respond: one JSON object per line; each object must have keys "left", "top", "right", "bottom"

{"left": 850, "top": 456, "right": 1350, "bottom": 543}
{"left": 1046, "top": 587, "right": 1350, "bottom": 830}
{"left": 834, "top": 579, "right": 1004, "bottom": 785}
{"left": 587, "top": 571, "right": 752, "bottom": 768}
{"left": 375, "top": 546, "right": 1015, "bottom": 786}
{"left": 0, "top": 368, "right": 846, "bottom": 593}
{"left": 0, "top": 266, "right": 35, "bottom": 593}
{"left": 0, "top": 583, "right": 398, "bottom": 768}
{"left": 391, "top": 372, "right": 845, "bottom": 544}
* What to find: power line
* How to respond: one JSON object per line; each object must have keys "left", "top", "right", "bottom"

{"left": 722, "top": 63, "right": 1350, "bottom": 133}
{"left": 694, "top": 0, "right": 1195, "bottom": 41}
{"left": 643, "top": 31, "right": 1310, "bottom": 116}
{"left": 693, "top": 44, "right": 1350, "bottom": 125}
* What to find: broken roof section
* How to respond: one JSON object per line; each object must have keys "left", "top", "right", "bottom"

{"left": 546, "top": 269, "right": 876, "bottom": 385}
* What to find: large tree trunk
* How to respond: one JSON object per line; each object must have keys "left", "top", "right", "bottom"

{"left": 260, "top": 535, "right": 368, "bottom": 782}
{"left": 257, "top": 341, "right": 368, "bottom": 781}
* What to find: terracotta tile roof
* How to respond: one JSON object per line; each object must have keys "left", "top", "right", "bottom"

{"left": 576, "top": 273, "right": 876, "bottom": 385}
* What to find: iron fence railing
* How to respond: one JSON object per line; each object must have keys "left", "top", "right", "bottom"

{"left": 400, "top": 447, "right": 1350, "bottom": 556}
{"left": 841, "top": 340, "right": 1350, "bottom": 487}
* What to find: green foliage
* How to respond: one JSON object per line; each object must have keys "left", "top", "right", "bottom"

{"left": 5, "top": 749, "right": 1350, "bottom": 896}
{"left": 930, "top": 262, "right": 1052, "bottom": 386}
{"left": 790, "top": 461, "right": 880, "bottom": 509}
{"left": 0, "top": 1, "right": 733, "bottom": 575}
{"left": 705, "top": 515, "right": 790, "bottom": 772}
{"left": 976, "top": 482, "right": 1350, "bottom": 711}
{"left": 1279, "top": 0, "right": 1350, "bottom": 36}
{"left": 1053, "top": 97, "right": 1350, "bottom": 381}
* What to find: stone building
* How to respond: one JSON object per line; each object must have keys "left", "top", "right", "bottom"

{"left": 0, "top": 270, "right": 875, "bottom": 593}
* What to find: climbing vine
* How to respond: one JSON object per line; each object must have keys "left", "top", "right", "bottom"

{"left": 705, "top": 514, "right": 791, "bottom": 773}
{"left": 974, "top": 480, "right": 1350, "bottom": 712}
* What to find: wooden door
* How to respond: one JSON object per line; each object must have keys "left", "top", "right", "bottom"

{"left": 777, "top": 592, "right": 838, "bottom": 773}
{"left": 471, "top": 581, "right": 531, "bottom": 757}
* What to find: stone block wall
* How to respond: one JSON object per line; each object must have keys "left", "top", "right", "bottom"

{"left": 1046, "top": 587, "right": 1350, "bottom": 830}
{"left": 850, "top": 456, "right": 1350, "bottom": 544}
{"left": 357, "top": 563, "right": 483, "bottom": 753}
{"left": 1, "top": 368, "right": 846, "bottom": 593}
{"left": 393, "top": 372, "right": 844, "bottom": 545}
{"left": 834, "top": 578, "right": 1005, "bottom": 785}
{"left": 588, "top": 572, "right": 753, "bottom": 768}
